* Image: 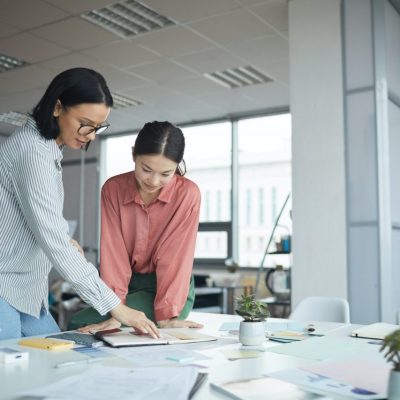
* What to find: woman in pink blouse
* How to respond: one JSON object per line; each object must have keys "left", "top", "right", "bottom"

{"left": 69, "top": 121, "right": 202, "bottom": 330}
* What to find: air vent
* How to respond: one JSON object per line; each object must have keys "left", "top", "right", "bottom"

{"left": 204, "top": 65, "right": 273, "bottom": 89}
{"left": 0, "top": 111, "right": 28, "bottom": 126}
{"left": 0, "top": 54, "right": 28, "bottom": 73}
{"left": 112, "top": 93, "right": 142, "bottom": 109}
{"left": 81, "top": 0, "right": 175, "bottom": 39}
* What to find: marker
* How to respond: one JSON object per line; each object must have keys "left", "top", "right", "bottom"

{"left": 54, "top": 358, "right": 104, "bottom": 369}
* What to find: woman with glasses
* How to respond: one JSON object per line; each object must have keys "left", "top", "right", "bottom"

{"left": 0, "top": 68, "right": 159, "bottom": 339}
{"left": 69, "top": 121, "right": 203, "bottom": 332}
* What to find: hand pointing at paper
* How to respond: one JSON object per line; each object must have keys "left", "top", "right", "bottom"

{"left": 78, "top": 304, "right": 160, "bottom": 338}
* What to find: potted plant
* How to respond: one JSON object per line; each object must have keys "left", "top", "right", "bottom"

{"left": 380, "top": 329, "right": 400, "bottom": 399}
{"left": 235, "top": 294, "right": 270, "bottom": 346}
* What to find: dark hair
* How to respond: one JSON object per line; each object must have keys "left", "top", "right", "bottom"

{"left": 31, "top": 68, "right": 113, "bottom": 140}
{"left": 133, "top": 121, "right": 186, "bottom": 175}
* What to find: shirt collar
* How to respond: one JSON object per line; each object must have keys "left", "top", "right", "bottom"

{"left": 123, "top": 172, "right": 176, "bottom": 205}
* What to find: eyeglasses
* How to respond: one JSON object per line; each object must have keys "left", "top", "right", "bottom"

{"left": 77, "top": 122, "right": 110, "bottom": 136}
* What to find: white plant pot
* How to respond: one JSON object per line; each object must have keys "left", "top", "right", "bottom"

{"left": 239, "top": 320, "right": 265, "bottom": 346}
{"left": 388, "top": 370, "right": 400, "bottom": 400}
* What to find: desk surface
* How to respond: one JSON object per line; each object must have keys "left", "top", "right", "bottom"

{"left": 0, "top": 312, "right": 388, "bottom": 400}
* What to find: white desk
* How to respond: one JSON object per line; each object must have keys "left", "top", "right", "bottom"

{"left": 0, "top": 312, "right": 387, "bottom": 400}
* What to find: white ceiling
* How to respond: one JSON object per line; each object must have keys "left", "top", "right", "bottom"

{"left": 0, "top": 0, "right": 289, "bottom": 135}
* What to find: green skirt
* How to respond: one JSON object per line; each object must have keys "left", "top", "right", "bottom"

{"left": 67, "top": 273, "right": 195, "bottom": 330}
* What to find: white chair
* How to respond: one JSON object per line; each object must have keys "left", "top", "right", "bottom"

{"left": 289, "top": 296, "right": 350, "bottom": 323}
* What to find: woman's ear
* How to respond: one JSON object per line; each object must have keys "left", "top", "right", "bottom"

{"left": 53, "top": 100, "right": 62, "bottom": 117}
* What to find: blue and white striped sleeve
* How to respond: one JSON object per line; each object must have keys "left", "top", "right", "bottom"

{"left": 11, "top": 146, "right": 120, "bottom": 315}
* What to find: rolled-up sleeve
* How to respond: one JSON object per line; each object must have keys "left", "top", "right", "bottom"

{"left": 12, "top": 148, "right": 120, "bottom": 315}
{"left": 153, "top": 187, "right": 200, "bottom": 321}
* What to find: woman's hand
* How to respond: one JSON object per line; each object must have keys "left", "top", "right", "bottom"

{"left": 70, "top": 238, "right": 84, "bottom": 257}
{"left": 109, "top": 304, "right": 160, "bottom": 338}
{"left": 78, "top": 317, "right": 121, "bottom": 333}
{"left": 157, "top": 318, "right": 204, "bottom": 329}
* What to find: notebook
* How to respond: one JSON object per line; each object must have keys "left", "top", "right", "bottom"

{"left": 350, "top": 322, "right": 399, "bottom": 340}
{"left": 92, "top": 327, "right": 217, "bottom": 348}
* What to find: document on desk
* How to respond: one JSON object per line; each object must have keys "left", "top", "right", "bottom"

{"left": 93, "top": 327, "right": 217, "bottom": 347}
{"left": 266, "top": 337, "right": 371, "bottom": 360}
{"left": 18, "top": 365, "right": 201, "bottom": 400}
{"left": 211, "top": 376, "right": 331, "bottom": 399}
{"left": 301, "top": 358, "right": 390, "bottom": 396}
{"left": 269, "top": 368, "right": 384, "bottom": 400}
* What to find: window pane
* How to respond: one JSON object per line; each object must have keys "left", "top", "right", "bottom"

{"left": 102, "top": 134, "right": 137, "bottom": 184}
{"left": 238, "top": 114, "right": 292, "bottom": 267}
{"left": 194, "top": 231, "right": 228, "bottom": 259}
{"left": 183, "top": 122, "right": 231, "bottom": 222}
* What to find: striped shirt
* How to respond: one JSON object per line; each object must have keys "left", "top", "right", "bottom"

{"left": 0, "top": 117, "right": 120, "bottom": 317}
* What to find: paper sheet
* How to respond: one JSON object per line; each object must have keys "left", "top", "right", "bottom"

{"left": 301, "top": 358, "right": 390, "bottom": 395}
{"left": 269, "top": 368, "right": 384, "bottom": 400}
{"left": 102, "top": 345, "right": 211, "bottom": 366}
{"left": 266, "top": 336, "right": 371, "bottom": 360}
{"left": 18, "top": 365, "right": 199, "bottom": 400}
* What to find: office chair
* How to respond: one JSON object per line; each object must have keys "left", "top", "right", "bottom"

{"left": 289, "top": 296, "right": 351, "bottom": 323}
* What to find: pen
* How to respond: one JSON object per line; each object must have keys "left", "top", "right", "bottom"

{"left": 54, "top": 358, "right": 104, "bottom": 369}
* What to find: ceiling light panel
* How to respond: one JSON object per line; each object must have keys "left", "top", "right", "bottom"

{"left": 81, "top": 0, "right": 175, "bottom": 39}
{"left": 0, "top": 54, "right": 29, "bottom": 73}
{"left": 0, "top": 111, "right": 28, "bottom": 126}
{"left": 112, "top": 92, "right": 143, "bottom": 109}
{"left": 204, "top": 65, "right": 273, "bottom": 89}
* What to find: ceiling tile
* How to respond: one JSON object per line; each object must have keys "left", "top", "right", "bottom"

{"left": 123, "top": 85, "right": 177, "bottom": 104}
{"left": 0, "top": 33, "right": 70, "bottom": 63}
{"left": 83, "top": 41, "right": 160, "bottom": 68}
{"left": 39, "top": 53, "right": 100, "bottom": 72}
{"left": 194, "top": 90, "right": 259, "bottom": 113}
{"left": 162, "top": 76, "right": 230, "bottom": 95}
{"left": 0, "top": 0, "right": 69, "bottom": 30}
{"left": 31, "top": 17, "right": 118, "bottom": 50}
{"left": 189, "top": 9, "right": 275, "bottom": 46}
{"left": 250, "top": 0, "right": 288, "bottom": 32}
{"left": 235, "top": 81, "right": 289, "bottom": 108}
{"left": 226, "top": 34, "right": 289, "bottom": 65}
{"left": 174, "top": 48, "right": 243, "bottom": 74}
{"left": 127, "top": 60, "right": 196, "bottom": 84}
{"left": 1, "top": 65, "right": 53, "bottom": 89}
{"left": 142, "top": 0, "right": 240, "bottom": 23}
{"left": 0, "top": 87, "right": 46, "bottom": 113}
{"left": 45, "top": 0, "right": 114, "bottom": 14}
{"left": 0, "top": 22, "right": 20, "bottom": 39}
{"left": 258, "top": 60, "right": 289, "bottom": 85}
{"left": 132, "top": 26, "right": 213, "bottom": 57}
{"left": 94, "top": 66, "right": 150, "bottom": 92}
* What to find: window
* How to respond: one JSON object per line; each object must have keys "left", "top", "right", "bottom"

{"left": 100, "top": 114, "right": 291, "bottom": 268}
{"left": 183, "top": 122, "right": 231, "bottom": 222}
{"left": 238, "top": 114, "right": 292, "bottom": 267}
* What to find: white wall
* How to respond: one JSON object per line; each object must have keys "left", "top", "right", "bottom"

{"left": 289, "top": 0, "right": 348, "bottom": 307}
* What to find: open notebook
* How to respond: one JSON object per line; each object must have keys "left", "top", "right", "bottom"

{"left": 92, "top": 327, "right": 217, "bottom": 348}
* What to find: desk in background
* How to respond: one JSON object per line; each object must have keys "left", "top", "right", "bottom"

{"left": 194, "top": 284, "right": 253, "bottom": 314}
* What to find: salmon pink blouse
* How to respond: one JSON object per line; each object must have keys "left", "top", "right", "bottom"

{"left": 99, "top": 171, "right": 200, "bottom": 321}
